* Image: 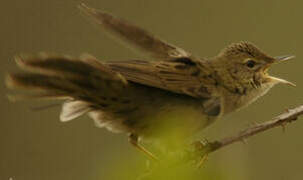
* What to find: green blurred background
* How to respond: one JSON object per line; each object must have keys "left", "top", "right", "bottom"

{"left": 1, "top": 0, "right": 303, "bottom": 179}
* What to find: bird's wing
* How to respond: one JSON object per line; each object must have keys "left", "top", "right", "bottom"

{"left": 78, "top": 3, "right": 191, "bottom": 59}
{"left": 107, "top": 58, "right": 216, "bottom": 99}
{"left": 78, "top": 4, "right": 221, "bottom": 116}
{"left": 107, "top": 58, "right": 222, "bottom": 116}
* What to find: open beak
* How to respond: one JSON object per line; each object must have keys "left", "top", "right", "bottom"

{"left": 268, "top": 55, "right": 296, "bottom": 87}
{"left": 268, "top": 76, "right": 296, "bottom": 87}
{"left": 274, "top": 55, "right": 296, "bottom": 62}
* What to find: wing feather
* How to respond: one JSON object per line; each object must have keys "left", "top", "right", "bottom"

{"left": 78, "top": 3, "right": 191, "bottom": 59}
{"left": 107, "top": 58, "right": 222, "bottom": 116}
{"left": 107, "top": 58, "right": 216, "bottom": 98}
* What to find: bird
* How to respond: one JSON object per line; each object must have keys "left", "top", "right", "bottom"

{"left": 6, "top": 3, "right": 295, "bottom": 160}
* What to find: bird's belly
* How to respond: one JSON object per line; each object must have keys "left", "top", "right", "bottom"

{"left": 125, "top": 102, "right": 212, "bottom": 143}
{"left": 91, "top": 99, "right": 211, "bottom": 139}
{"left": 90, "top": 83, "right": 214, "bottom": 145}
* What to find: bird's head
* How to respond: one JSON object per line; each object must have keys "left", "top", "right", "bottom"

{"left": 211, "top": 42, "right": 295, "bottom": 113}
{"left": 216, "top": 41, "right": 295, "bottom": 90}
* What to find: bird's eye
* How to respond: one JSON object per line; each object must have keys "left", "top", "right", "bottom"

{"left": 246, "top": 60, "right": 256, "bottom": 68}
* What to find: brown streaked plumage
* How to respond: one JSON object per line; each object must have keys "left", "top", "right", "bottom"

{"left": 6, "top": 3, "right": 295, "bottom": 158}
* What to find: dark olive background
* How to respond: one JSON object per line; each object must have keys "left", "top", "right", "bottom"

{"left": 1, "top": 0, "right": 303, "bottom": 179}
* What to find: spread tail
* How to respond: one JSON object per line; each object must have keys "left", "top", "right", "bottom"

{"left": 6, "top": 53, "right": 130, "bottom": 121}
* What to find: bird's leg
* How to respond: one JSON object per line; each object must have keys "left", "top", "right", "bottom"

{"left": 192, "top": 139, "right": 210, "bottom": 168}
{"left": 128, "top": 133, "right": 159, "bottom": 161}
{"left": 196, "top": 153, "right": 208, "bottom": 168}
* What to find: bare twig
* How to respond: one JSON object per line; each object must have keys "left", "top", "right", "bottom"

{"left": 193, "top": 105, "right": 303, "bottom": 157}
{"left": 139, "top": 105, "right": 303, "bottom": 179}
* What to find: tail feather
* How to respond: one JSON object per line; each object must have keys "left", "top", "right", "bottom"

{"left": 6, "top": 54, "right": 129, "bottom": 110}
{"left": 60, "top": 100, "right": 91, "bottom": 122}
{"left": 7, "top": 73, "right": 76, "bottom": 92}
{"left": 14, "top": 54, "right": 126, "bottom": 80}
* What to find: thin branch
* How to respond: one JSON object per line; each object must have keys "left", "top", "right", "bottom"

{"left": 139, "top": 105, "right": 303, "bottom": 179}
{"left": 193, "top": 105, "right": 303, "bottom": 157}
